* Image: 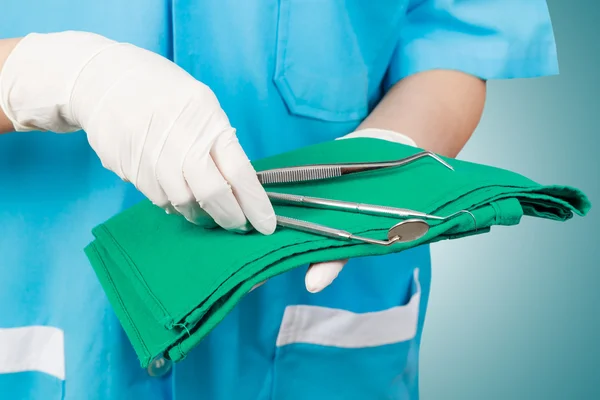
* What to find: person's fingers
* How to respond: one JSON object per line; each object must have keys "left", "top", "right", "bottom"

{"left": 136, "top": 174, "right": 174, "bottom": 213}
{"left": 134, "top": 159, "right": 175, "bottom": 215}
{"left": 182, "top": 145, "right": 249, "bottom": 230}
{"left": 304, "top": 259, "right": 349, "bottom": 293}
{"left": 154, "top": 149, "right": 207, "bottom": 224}
{"left": 156, "top": 170, "right": 204, "bottom": 224}
{"left": 211, "top": 129, "right": 276, "bottom": 235}
{"left": 131, "top": 102, "right": 196, "bottom": 218}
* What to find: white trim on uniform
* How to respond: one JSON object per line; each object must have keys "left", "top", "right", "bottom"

{"left": 0, "top": 326, "right": 65, "bottom": 380}
{"left": 276, "top": 269, "right": 421, "bottom": 348}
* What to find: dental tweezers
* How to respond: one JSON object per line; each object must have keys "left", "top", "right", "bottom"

{"left": 256, "top": 151, "right": 453, "bottom": 185}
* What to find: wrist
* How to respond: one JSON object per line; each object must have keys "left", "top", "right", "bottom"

{"left": 0, "top": 31, "right": 117, "bottom": 133}
{"left": 0, "top": 38, "right": 22, "bottom": 133}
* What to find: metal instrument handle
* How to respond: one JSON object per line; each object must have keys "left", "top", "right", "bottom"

{"left": 276, "top": 216, "right": 352, "bottom": 241}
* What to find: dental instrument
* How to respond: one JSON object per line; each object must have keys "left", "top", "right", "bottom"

{"left": 256, "top": 151, "right": 453, "bottom": 185}
{"left": 276, "top": 216, "right": 430, "bottom": 246}
{"left": 266, "top": 192, "right": 477, "bottom": 230}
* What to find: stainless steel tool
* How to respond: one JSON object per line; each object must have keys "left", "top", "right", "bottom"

{"left": 266, "top": 192, "right": 477, "bottom": 230}
{"left": 276, "top": 216, "right": 430, "bottom": 246}
{"left": 256, "top": 151, "right": 453, "bottom": 185}
{"left": 197, "top": 150, "right": 468, "bottom": 246}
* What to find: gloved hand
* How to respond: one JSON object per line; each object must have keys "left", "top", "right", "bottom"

{"left": 304, "top": 128, "right": 418, "bottom": 293}
{"left": 0, "top": 31, "right": 276, "bottom": 234}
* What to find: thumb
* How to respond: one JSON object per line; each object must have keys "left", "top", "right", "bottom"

{"left": 305, "top": 259, "right": 349, "bottom": 293}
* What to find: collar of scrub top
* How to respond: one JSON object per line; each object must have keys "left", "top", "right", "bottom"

{"left": 246, "top": 151, "right": 477, "bottom": 246}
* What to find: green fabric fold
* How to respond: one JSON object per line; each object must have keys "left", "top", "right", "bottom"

{"left": 83, "top": 138, "right": 591, "bottom": 367}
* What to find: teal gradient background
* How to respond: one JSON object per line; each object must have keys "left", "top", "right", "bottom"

{"left": 421, "top": 1, "right": 599, "bottom": 398}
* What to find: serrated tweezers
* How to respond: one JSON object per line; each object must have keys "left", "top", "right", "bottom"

{"left": 256, "top": 151, "right": 453, "bottom": 185}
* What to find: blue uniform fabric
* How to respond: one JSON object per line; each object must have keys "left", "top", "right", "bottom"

{"left": 0, "top": 1, "right": 558, "bottom": 399}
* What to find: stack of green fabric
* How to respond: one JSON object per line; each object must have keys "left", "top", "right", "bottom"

{"left": 84, "top": 138, "right": 590, "bottom": 367}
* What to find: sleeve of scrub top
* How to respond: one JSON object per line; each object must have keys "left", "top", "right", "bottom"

{"left": 384, "top": 0, "right": 559, "bottom": 89}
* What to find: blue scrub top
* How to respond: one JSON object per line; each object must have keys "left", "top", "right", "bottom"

{"left": 0, "top": 1, "right": 558, "bottom": 399}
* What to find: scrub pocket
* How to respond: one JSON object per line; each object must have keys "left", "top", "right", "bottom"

{"left": 274, "top": 0, "right": 408, "bottom": 122}
{"left": 0, "top": 326, "right": 65, "bottom": 399}
{"left": 271, "top": 269, "right": 421, "bottom": 400}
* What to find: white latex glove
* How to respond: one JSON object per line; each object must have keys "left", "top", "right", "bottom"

{"left": 304, "top": 128, "right": 418, "bottom": 293}
{"left": 0, "top": 31, "right": 276, "bottom": 234}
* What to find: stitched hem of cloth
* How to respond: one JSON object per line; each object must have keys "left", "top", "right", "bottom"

{"left": 84, "top": 243, "right": 153, "bottom": 366}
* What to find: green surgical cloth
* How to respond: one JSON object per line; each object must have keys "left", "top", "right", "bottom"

{"left": 84, "top": 138, "right": 591, "bottom": 367}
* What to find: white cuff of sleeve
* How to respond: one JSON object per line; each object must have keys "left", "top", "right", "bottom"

{"left": 337, "top": 128, "right": 418, "bottom": 147}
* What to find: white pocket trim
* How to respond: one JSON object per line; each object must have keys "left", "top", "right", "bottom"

{"left": 276, "top": 269, "right": 421, "bottom": 348}
{"left": 0, "top": 326, "right": 65, "bottom": 380}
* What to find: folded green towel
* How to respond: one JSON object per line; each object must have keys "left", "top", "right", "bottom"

{"left": 84, "top": 138, "right": 590, "bottom": 367}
